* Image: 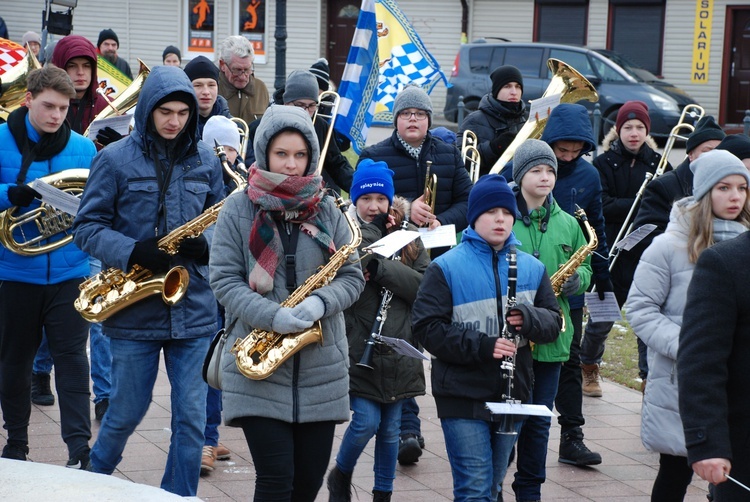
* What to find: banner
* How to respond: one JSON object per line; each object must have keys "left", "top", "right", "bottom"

{"left": 0, "top": 38, "right": 26, "bottom": 75}
{"left": 335, "top": 0, "right": 449, "bottom": 153}
{"left": 97, "top": 56, "right": 132, "bottom": 101}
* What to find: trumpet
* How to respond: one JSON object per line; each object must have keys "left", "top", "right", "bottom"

{"left": 461, "top": 130, "right": 482, "bottom": 183}
{"left": 230, "top": 117, "right": 250, "bottom": 161}
{"left": 607, "top": 103, "right": 705, "bottom": 270}
{"left": 312, "top": 90, "right": 341, "bottom": 175}
{"left": 422, "top": 161, "right": 437, "bottom": 225}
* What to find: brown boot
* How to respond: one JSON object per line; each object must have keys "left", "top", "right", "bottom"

{"left": 581, "top": 363, "right": 602, "bottom": 397}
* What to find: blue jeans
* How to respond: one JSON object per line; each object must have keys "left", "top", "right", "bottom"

{"left": 204, "top": 386, "right": 222, "bottom": 446}
{"left": 441, "top": 416, "right": 523, "bottom": 502}
{"left": 336, "top": 396, "right": 403, "bottom": 492}
{"left": 512, "top": 361, "right": 562, "bottom": 501}
{"left": 580, "top": 320, "right": 612, "bottom": 366}
{"left": 32, "top": 331, "right": 53, "bottom": 374}
{"left": 400, "top": 396, "right": 421, "bottom": 436}
{"left": 90, "top": 336, "right": 210, "bottom": 496}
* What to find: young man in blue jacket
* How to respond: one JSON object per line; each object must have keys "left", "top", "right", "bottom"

{"left": 0, "top": 66, "right": 96, "bottom": 467}
{"left": 413, "top": 174, "right": 561, "bottom": 501}
{"left": 73, "top": 65, "right": 224, "bottom": 496}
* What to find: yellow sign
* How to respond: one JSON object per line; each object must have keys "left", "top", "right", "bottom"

{"left": 97, "top": 56, "right": 132, "bottom": 101}
{"left": 691, "top": 0, "right": 713, "bottom": 83}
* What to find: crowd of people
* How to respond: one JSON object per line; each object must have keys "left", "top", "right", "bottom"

{"left": 1, "top": 24, "right": 750, "bottom": 502}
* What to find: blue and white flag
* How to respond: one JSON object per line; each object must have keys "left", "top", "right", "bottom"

{"left": 335, "top": 0, "right": 450, "bottom": 153}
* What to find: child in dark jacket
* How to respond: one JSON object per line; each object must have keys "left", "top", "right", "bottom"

{"left": 412, "top": 174, "right": 561, "bottom": 502}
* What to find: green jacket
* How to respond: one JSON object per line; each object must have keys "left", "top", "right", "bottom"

{"left": 512, "top": 194, "right": 592, "bottom": 362}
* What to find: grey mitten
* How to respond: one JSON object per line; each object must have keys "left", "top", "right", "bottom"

{"left": 272, "top": 307, "right": 314, "bottom": 334}
{"left": 561, "top": 271, "right": 581, "bottom": 297}
{"left": 290, "top": 295, "right": 326, "bottom": 323}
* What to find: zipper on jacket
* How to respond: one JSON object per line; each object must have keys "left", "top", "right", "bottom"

{"left": 292, "top": 352, "right": 300, "bottom": 421}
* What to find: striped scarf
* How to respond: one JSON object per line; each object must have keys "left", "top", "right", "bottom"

{"left": 246, "top": 166, "right": 336, "bottom": 294}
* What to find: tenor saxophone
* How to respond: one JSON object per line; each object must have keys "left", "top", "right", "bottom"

{"left": 549, "top": 205, "right": 598, "bottom": 297}
{"left": 231, "top": 196, "right": 362, "bottom": 380}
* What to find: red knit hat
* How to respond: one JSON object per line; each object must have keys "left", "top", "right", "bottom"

{"left": 616, "top": 100, "right": 651, "bottom": 134}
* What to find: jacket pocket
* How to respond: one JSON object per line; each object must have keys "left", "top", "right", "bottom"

{"left": 184, "top": 179, "right": 211, "bottom": 216}
{"left": 126, "top": 178, "right": 159, "bottom": 218}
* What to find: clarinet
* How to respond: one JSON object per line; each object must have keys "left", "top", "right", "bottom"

{"left": 498, "top": 245, "right": 520, "bottom": 435}
{"left": 357, "top": 219, "right": 408, "bottom": 370}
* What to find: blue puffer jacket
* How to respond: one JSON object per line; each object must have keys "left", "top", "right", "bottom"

{"left": 73, "top": 65, "right": 225, "bottom": 340}
{"left": 197, "top": 95, "right": 232, "bottom": 139}
{"left": 0, "top": 115, "right": 96, "bottom": 284}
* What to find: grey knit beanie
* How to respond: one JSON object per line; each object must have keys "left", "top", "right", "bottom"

{"left": 392, "top": 85, "right": 433, "bottom": 127}
{"left": 282, "top": 70, "right": 319, "bottom": 104}
{"left": 691, "top": 149, "right": 750, "bottom": 201}
{"left": 512, "top": 139, "right": 558, "bottom": 186}
{"left": 203, "top": 115, "right": 241, "bottom": 153}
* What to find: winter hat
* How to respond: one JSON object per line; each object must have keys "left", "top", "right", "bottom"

{"left": 392, "top": 85, "right": 433, "bottom": 127}
{"left": 430, "top": 126, "right": 457, "bottom": 145}
{"left": 690, "top": 149, "right": 750, "bottom": 201}
{"left": 203, "top": 115, "right": 241, "bottom": 153}
{"left": 685, "top": 115, "right": 725, "bottom": 153}
{"left": 22, "top": 31, "right": 41, "bottom": 47}
{"left": 467, "top": 174, "right": 517, "bottom": 227}
{"left": 512, "top": 139, "right": 558, "bottom": 186}
{"left": 716, "top": 134, "right": 750, "bottom": 160}
{"left": 309, "top": 58, "right": 330, "bottom": 92}
{"left": 616, "top": 100, "right": 651, "bottom": 134}
{"left": 184, "top": 55, "right": 218, "bottom": 82}
{"left": 162, "top": 45, "right": 181, "bottom": 63}
{"left": 282, "top": 70, "right": 319, "bottom": 103}
{"left": 351, "top": 159, "right": 395, "bottom": 205}
{"left": 491, "top": 65, "right": 523, "bottom": 99}
{"left": 97, "top": 29, "right": 119, "bottom": 49}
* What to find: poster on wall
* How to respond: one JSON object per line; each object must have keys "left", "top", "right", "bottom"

{"left": 239, "top": 0, "right": 266, "bottom": 64}
{"left": 187, "top": 0, "right": 215, "bottom": 55}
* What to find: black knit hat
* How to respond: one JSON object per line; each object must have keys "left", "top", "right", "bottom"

{"left": 97, "top": 29, "right": 119, "bottom": 49}
{"left": 491, "top": 65, "right": 523, "bottom": 99}
{"left": 685, "top": 115, "right": 725, "bottom": 153}
{"left": 162, "top": 45, "right": 181, "bottom": 63}
{"left": 309, "top": 58, "right": 330, "bottom": 92}
{"left": 716, "top": 134, "right": 750, "bottom": 160}
{"left": 184, "top": 55, "right": 218, "bottom": 82}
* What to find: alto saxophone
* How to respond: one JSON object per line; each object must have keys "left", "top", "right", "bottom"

{"left": 549, "top": 205, "right": 598, "bottom": 297}
{"left": 75, "top": 148, "right": 246, "bottom": 323}
{"left": 231, "top": 196, "right": 363, "bottom": 380}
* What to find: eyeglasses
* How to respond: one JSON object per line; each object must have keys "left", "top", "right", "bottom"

{"left": 227, "top": 65, "right": 253, "bottom": 77}
{"left": 293, "top": 101, "right": 319, "bottom": 112}
{"left": 397, "top": 110, "right": 429, "bottom": 120}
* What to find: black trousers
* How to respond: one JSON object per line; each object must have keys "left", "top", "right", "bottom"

{"left": 0, "top": 279, "right": 91, "bottom": 456}
{"left": 239, "top": 416, "right": 336, "bottom": 502}
{"left": 651, "top": 453, "right": 693, "bottom": 502}
{"left": 555, "top": 307, "right": 584, "bottom": 433}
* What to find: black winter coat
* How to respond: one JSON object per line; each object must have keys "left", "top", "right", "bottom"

{"left": 345, "top": 205, "right": 429, "bottom": 403}
{"left": 458, "top": 94, "right": 526, "bottom": 176}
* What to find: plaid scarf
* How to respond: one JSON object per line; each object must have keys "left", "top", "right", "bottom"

{"left": 246, "top": 166, "right": 336, "bottom": 294}
{"left": 396, "top": 132, "right": 423, "bottom": 160}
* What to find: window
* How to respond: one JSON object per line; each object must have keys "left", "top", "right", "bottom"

{"left": 608, "top": 0, "right": 665, "bottom": 75}
{"left": 549, "top": 48, "right": 595, "bottom": 77}
{"left": 504, "top": 47, "right": 545, "bottom": 78}
{"left": 468, "top": 46, "right": 493, "bottom": 75}
{"left": 535, "top": 0, "right": 588, "bottom": 46}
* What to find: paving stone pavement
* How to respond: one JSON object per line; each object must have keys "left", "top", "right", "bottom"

{"left": 0, "top": 356, "right": 709, "bottom": 501}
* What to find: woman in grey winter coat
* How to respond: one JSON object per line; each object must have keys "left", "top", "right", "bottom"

{"left": 209, "top": 105, "right": 365, "bottom": 501}
{"left": 626, "top": 149, "right": 750, "bottom": 501}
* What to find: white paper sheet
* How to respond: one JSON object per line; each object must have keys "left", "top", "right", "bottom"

{"left": 362, "top": 229, "right": 421, "bottom": 257}
{"left": 485, "top": 402, "right": 556, "bottom": 417}
{"left": 612, "top": 224, "right": 657, "bottom": 251}
{"left": 585, "top": 292, "right": 623, "bottom": 322}
{"left": 375, "top": 335, "right": 429, "bottom": 361}
{"left": 528, "top": 94, "right": 562, "bottom": 122}
{"left": 86, "top": 113, "right": 133, "bottom": 141}
{"left": 29, "top": 178, "right": 81, "bottom": 216}
{"left": 417, "top": 224, "right": 457, "bottom": 249}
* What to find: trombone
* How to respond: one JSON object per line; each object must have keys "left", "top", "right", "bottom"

{"left": 461, "top": 130, "right": 482, "bottom": 183}
{"left": 606, "top": 103, "right": 705, "bottom": 271}
{"left": 230, "top": 116, "right": 250, "bottom": 161}
{"left": 312, "top": 90, "right": 341, "bottom": 175}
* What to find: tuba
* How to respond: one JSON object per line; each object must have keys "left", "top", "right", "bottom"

{"left": 489, "top": 59, "right": 599, "bottom": 175}
{"left": 549, "top": 205, "right": 598, "bottom": 297}
{"left": 0, "top": 47, "right": 43, "bottom": 121}
{"left": 461, "top": 130, "right": 482, "bottom": 183}
{"left": 231, "top": 195, "right": 362, "bottom": 380}
{"left": 83, "top": 60, "right": 150, "bottom": 138}
{"left": 312, "top": 90, "right": 341, "bottom": 174}
{"left": 0, "top": 169, "right": 88, "bottom": 256}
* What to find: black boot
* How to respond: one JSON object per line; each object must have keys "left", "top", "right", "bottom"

{"left": 31, "top": 372, "right": 55, "bottom": 406}
{"left": 397, "top": 433, "right": 423, "bottom": 465}
{"left": 373, "top": 490, "right": 392, "bottom": 501}
{"left": 559, "top": 427, "right": 602, "bottom": 466}
{"left": 327, "top": 465, "right": 352, "bottom": 502}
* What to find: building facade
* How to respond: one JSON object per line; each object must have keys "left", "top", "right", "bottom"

{"left": 2, "top": 1, "right": 748, "bottom": 127}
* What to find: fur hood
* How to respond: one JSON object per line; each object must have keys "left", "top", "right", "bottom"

{"left": 346, "top": 195, "right": 411, "bottom": 225}
{"left": 601, "top": 126, "right": 659, "bottom": 152}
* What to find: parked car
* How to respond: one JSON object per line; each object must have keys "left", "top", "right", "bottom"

{"left": 444, "top": 41, "right": 698, "bottom": 140}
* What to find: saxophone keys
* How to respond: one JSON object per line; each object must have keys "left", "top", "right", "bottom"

{"left": 76, "top": 298, "right": 89, "bottom": 310}
{"left": 122, "top": 281, "right": 136, "bottom": 294}
{"left": 91, "top": 303, "right": 102, "bottom": 315}
{"left": 105, "top": 289, "right": 120, "bottom": 302}
{"left": 282, "top": 337, "right": 297, "bottom": 349}
{"left": 267, "top": 347, "right": 283, "bottom": 364}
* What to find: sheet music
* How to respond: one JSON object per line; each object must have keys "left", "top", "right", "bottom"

{"left": 363, "top": 229, "right": 421, "bottom": 257}
{"left": 613, "top": 224, "right": 657, "bottom": 251}
{"left": 585, "top": 292, "right": 623, "bottom": 322}
{"left": 86, "top": 113, "right": 133, "bottom": 141}
{"left": 418, "top": 224, "right": 457, "bottom": 249}
{"left": 376, "top": 335, "right": 429, "bottom": 361}
{"left": 29, "top": 178, "right": 81, "bottom": 216}
{"left": 528, "top": 94, "right": 562, "bottom": 122}
{"left": 485, "top": 402, "right": 555, "bottom": 417}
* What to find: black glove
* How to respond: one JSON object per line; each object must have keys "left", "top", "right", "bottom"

{"left": 178, "top": 235, "right": 209, "bottom": 263}
{"left": 7, "top": 185, "right": 41, "bottom": 207}
{"left": 595, "top": 277, "right": 614, "bottom": 301}
{"left": 489, "top": 131, "right": 516, "bottom": 156}
{"left": 96, "top": 126, "right": 124, "bottom": 146}
{"left": 370, "top": 212, "right": 390, "bottom": 236}
{"left": 561, "top": 271, "right": 581, "bottom": 297}
{"left": 366, "top": 256, "right": 381, "bottom": 278}
{"left": 128, "top": 236, "right": 171, "bottom": 273}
